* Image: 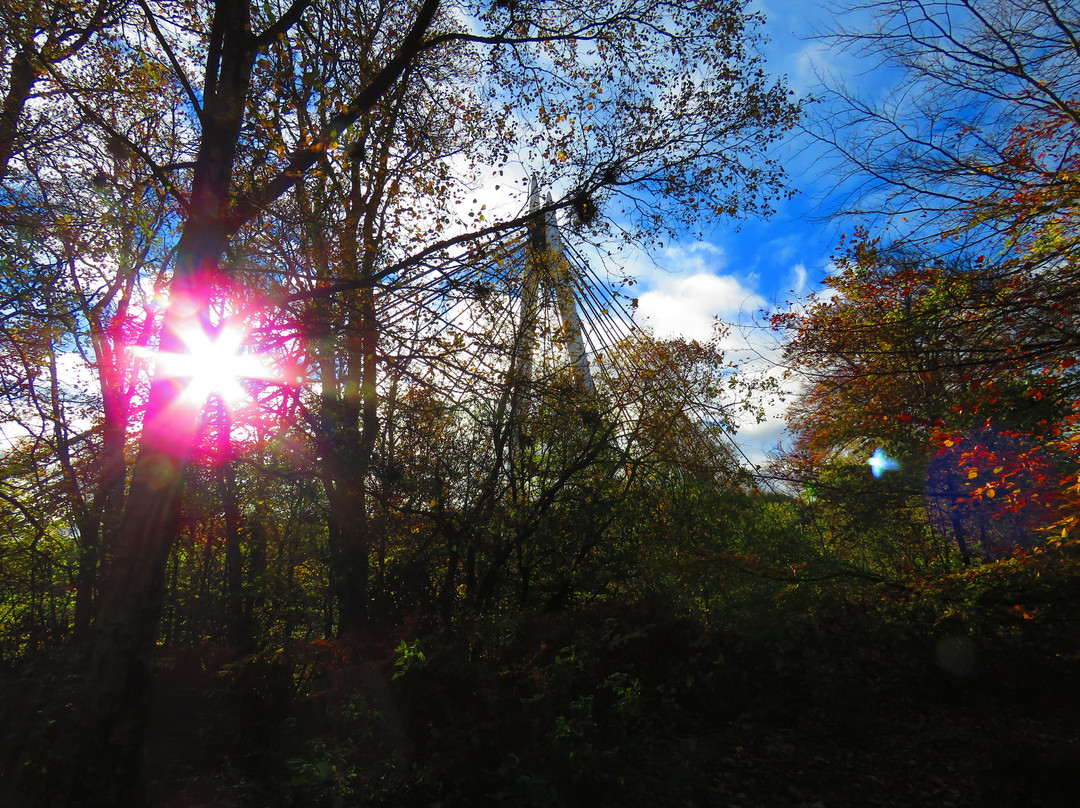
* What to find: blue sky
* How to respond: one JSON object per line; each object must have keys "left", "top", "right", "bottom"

{"left": 625, "top": 0, "right": 879, "bottom": 465}
{"left": 633, "top": 0, "right": 863, "bottom": 325}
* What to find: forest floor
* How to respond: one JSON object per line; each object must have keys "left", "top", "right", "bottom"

{"left": 137, "top": 598, "right": 1080, "bottom": 808}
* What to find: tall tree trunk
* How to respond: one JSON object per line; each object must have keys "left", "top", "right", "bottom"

{"left": 326, "top": 466, "right": 370, "bottom": 634}
{"left": 317, "top": 317, "right": 369, "bottom": 635}
{"left": 0, "top": 47, "right": 38, "bottom": 179}
{"left": 57, "top": 0, "right": 444, "bottom": 796}
{"left": 69, "top": 0, "right": 257, "bottom": 797}
{"left": 318, "top": 157, "right": 382, "bottom": 635}
{"left": 72, "top": 360, "right": 131, "bottom": 637}
{"left": 246, "top": 507, "right": 268, "bottom": 629}
{"left": 72, "top": 255, "right": 230, "bottom": 804}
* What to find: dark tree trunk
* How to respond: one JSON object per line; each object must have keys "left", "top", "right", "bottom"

{"left": 73, "top": 386, "right": 130, "bottom": 638}
{"left": 72, "top": 516, "right": 101, "bottom": 638}
{"left": 0, "top": 47, "right": 37, "bottom": 179}
{"left": 246, "top": 511, "right": 268, "bottom": 627}
{"left": 330, "top": 484, "right": 371, "bottom": 634}
{"left": 67, "top": 0, "right": 257, "bottom": 798}
{"left": 56, "top": 0, "right": 445, "bottom": 797}
{"left": 317, "top": 158, "right": 383, "bottom": 635}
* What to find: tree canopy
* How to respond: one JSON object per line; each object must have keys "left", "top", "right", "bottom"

{"left": 776, "top": 0, "right": 1079, "bottom": 559}
{"left": 0, "top": 0, "right": 800, "bottom": 803}
{"left": 7, "top": 2, "right": 1079, "bottom": 806}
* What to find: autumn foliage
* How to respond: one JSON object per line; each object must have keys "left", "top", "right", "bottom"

{"left": 777, "top": 7, "right": 1080, "bottom": 555}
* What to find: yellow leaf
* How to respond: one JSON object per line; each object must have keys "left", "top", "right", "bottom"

{"left": 986, "top": 488, "right": 995, "bottom": 498}
{"left": 967, "top": 469, "right": 978, "bottom": 479}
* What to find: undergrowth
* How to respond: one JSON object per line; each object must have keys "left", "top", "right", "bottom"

{"left": 126, "top": 550, "right": 1080, "bottom": 808}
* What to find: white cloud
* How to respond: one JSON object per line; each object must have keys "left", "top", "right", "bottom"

{"left": 735, "top": 418, "right": 791, "bottom": 469}
{"left": 624, "top": 240, "right": 784, "bottom": 463}
{"left": 637, "top": 271, "right": 765, "bottom": 343}
{"left": 789, "top": 262, "right": 808, "bottom": 297}
{"left": 631, "top": 241, "right": 765, "bottom": 343}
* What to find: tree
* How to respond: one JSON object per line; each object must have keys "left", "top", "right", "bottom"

{"left": 805, "top": 1, "right": 1080, "bottom": 400}
{"left": 244, "top": 21, "right": 492, "bottom": 632}
{"left": 0, "top": 0, "right": 800, "bottom": 802}
{"left": 774, "top": 237, "right": 1066, "bottom": 562}
{"left": 0, "top": 74, "right": 182, "bottom": 638}
{"left": 815, "top": 0, "right": 1080, "bottom": 245}
{"left": 775, "top": 0, "right": 1079, "bottom": 566}
{"left": 0, "top": 0, "right": 124, "bottom": 178}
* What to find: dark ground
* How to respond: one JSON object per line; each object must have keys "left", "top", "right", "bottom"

{"left": 128, "top": 601, "right": 1079, "bottom": 808}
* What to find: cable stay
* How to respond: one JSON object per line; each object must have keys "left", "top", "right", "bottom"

{"left": 387, "top": 178, "right": 759, "bottom": 486}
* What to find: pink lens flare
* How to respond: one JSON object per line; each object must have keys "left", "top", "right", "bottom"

{"left": 131, "top": 284, "right": 308, "bottom": 466}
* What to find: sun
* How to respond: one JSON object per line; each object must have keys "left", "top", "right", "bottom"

{"left": 156, "top": 319, "right": 274, "bottom": 407}
{"left": 128, "top": 288, "right": 305, "bottom": 464}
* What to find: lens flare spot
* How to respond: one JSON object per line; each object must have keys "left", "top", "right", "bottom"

{"left": 935, "top": 636, "right": 978, "bottom": 679}
{"left": 146, "top": 456, "right": 180, "bottom": 490}
{"left": 868, "top": 448, "right": 900, "bottom": 478}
